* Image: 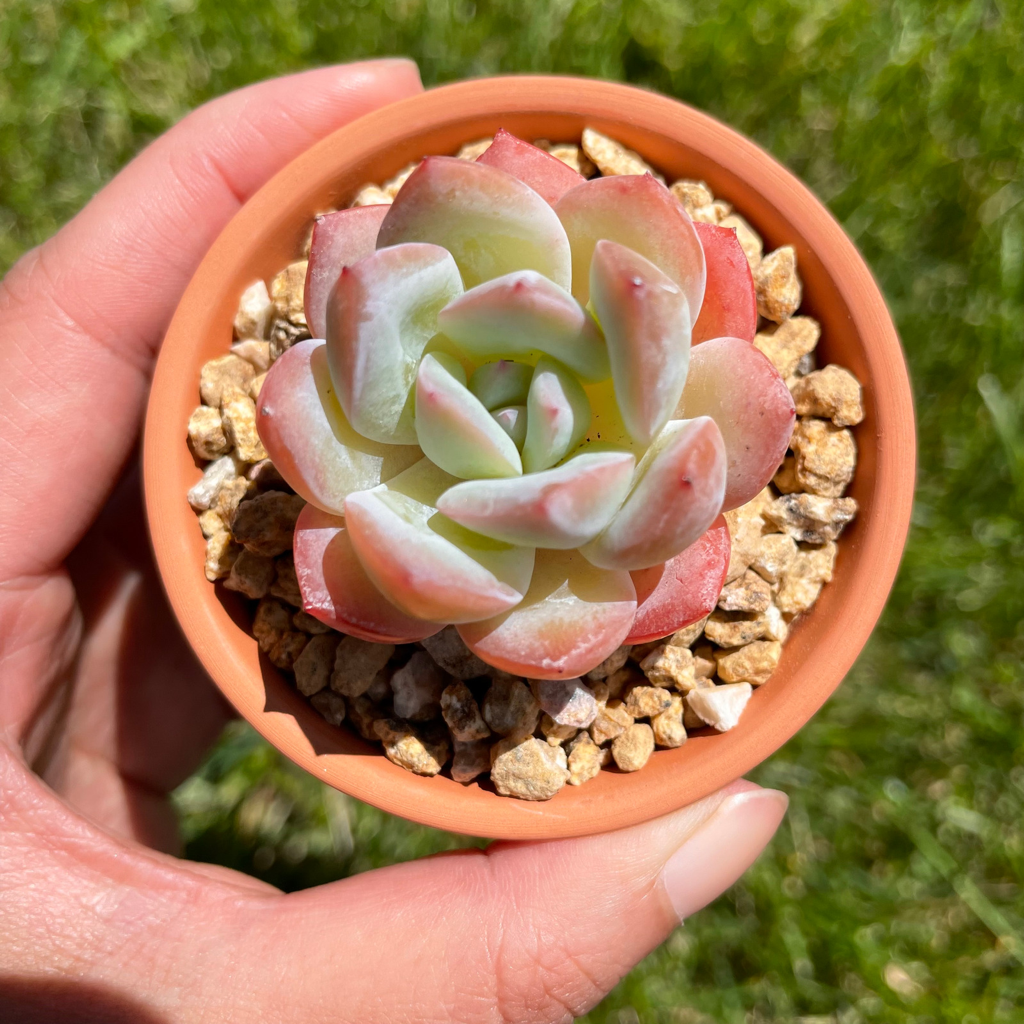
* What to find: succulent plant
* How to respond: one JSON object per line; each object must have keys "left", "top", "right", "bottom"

{"left": 256, "top": 130, "right": 795, "bottom": 679}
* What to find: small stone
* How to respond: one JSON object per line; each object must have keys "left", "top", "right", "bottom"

{"left": 224, "top": 549, "right": 275, "bottom": 599}
{"left": 685, "top": 683, "right": 753, "bottom": 731}
{"left": 715, "top": 640, "right": 782, "bottom": 686}
{"left": 456, "top": 137, "right": 493, "bottom": 160}
{"left": 188, "top": 405, "right": 229, "bottom": 460}
{"left": 567, "top": 732, "right": 610, "bottom": 785}
{"left": 535, "top": 140, "right": 596, "bottom": 177}
{"left": 719, "top": 213, "right": 763, "bottom": 269}
{"left": 718, "top": 569, "right": 772, "bottom": 614}
{"left": 490, "top": 736, "right": 569, "bottom": 800}
{"left": 791, "top": 365, "right": 864, "bottom": 427}
{"left": 420, "top": 626, "right": 491, "bottom": 680}
{"left": 331, "top": 637, "right": 395, "bottom": 698}
{"left": 540, "top": 715, "right": 578, "bottom": 746}
{"left": 249, "top": 373, "right": 267, "bottom": 400}
{"left": 723, "top": 487, "right": 779, "bottom": 583}
{"left": 293, "top": 609, "right": 332, "bottom": 634}
{"left": 585, "top": 645, "right": 631, "bottom": 681}
{"left": 293, "top": 633, "right": 341, "bottom": 696}
{"left": 212, "top": 475, "right": 251, "bottom": 522}
{"left": 531, "top": 678, "right": 599, "bottom": 728}
{"left": 268, "top": 631, "right": 308, "bottom": 671}
{"left": 762, "top": 603, "right": 790, "bottom": 642}
{"left": 581, "top": 127, "right": 664, "bottom": 181}
{"left": 628, "top": 640, "right": 664, "bottom": 664}
{"left": 603, "top": 665, "right": 642, "bottom": 700}
{"left": 704, "top": 611, "right": 767, "bottom": 648}
{"left": 391, "top": 651, "right": 447, "bottom": 721}
{"left": 197, "top": 509, "right": 225, "bottom": 539}
{"left": 640, "top": 645, "right": 697, "bottom": 692}
{"left": 651, "top": 693, "right": 687, "bottom": 748}
{"left": 669, "top": 179, "right": 714, "bottom": 215}
{"left": 440, "top": 680, "right": 490, "bottom": 742}
{"left": 221, "top": 394, "right": 267, "bottom": 464}
{"left": 773, "top": 455, "right": 801, "bottom": 494}
{"left": 689, "top": 200, "right": 733, "bottom": 224}
{"left": 795, "top": 351, "right": 817, "bottom": 376}
{"left": 754, "top": 246, "right": 802, "bottom": 322}
{"left": 374, "top": 719, "right": 449, "bottom": 776}
{"left": 231, "top": 492, "right": 306, "bottom": 557}
{"left": 188, "top": 455, "right": 245, "bottom": 512}
{"left": 247, "top": 459, "right": 289, "bottom": 491}
{"left": 692, "top": 643, "right": 716, "bottom": 679}
{"left": 365, "top": 670, "right": 392, "bottom": 704}
{"left": 231, "top": 339, "right": 272, "bottom": 373}
{"left": 382, "top": 162, "right": 420, "bottom": 198}
{"left": 589, "top": 699, "right": 633, "bottom": 745}
{"left": 268, "top": 318, "right": 311, "bottom": 361}
{"left": 234, "top": 280, "right": 273, "bottom": 340}
{"left": 270, "top": 261, "right": 308, "bottom": 327}
{"left": 200, "top": 355, "right": 256, "bottom": 408}
{"left": 450, "top": 738, "right": 491, "bottom": 784}
{"left": 310, "top": 690, "right": 346, "bottom": 726}
{"left": 683, "top": 678, "right": 716, "bottom": 729}
{"left": 269, "top": 553, "right": 301, "bottom": 606}
{"left": 351, "top": 184, "right": 392, "bottom": 207}
{"left": 790, "top": 417, "right": 857, "bottom": 497}
{"left": 668, "top": 615, "right": 709, "bottom": 648}
{"left": 252, "top": 597, "right": 293, "bottom": 652}
{"left": 753, "top": 316, "right": 821, "bottom": 378}
{"left": 204, "top": 531, "right": 239, "bottom": 581}
{"left": 623, "top": 685, "right": 673, "bottom": 718}
{"left": 748, "top": 532, "right": 798, "bottom": 584}
{"left": 482, "top": 677, "right": 540, "bottom": 737}
{"left": 611, "top": 723, "right": 655, "bottom": 772}
{"left": 765, "top": 494, "right": 858, "bottom": 545}
{"left": 347, "top": 695, "right": 384, "bottom": 740}
{"left": 776, "top": 543, "right": 838, "bottom": 615}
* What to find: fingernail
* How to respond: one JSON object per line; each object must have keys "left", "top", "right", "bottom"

{"left": 660, "top": 787, "right": 788, "bottom": 921}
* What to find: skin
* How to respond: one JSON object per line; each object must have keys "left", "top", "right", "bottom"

{"left": 0, "top": 61, "right": 787, "bottom": 1023}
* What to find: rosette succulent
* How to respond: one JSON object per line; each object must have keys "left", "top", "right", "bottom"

{"left": 255, "top": 130, "right": 795, "bottom": 679}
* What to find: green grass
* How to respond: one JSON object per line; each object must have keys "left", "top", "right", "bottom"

{"left": 5, "top": 1, "right": 1024, "bottom": 1019}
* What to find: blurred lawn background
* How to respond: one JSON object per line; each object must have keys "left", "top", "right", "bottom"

{"left": 3, "top": 1, "right": 1023, "bottom": 1020}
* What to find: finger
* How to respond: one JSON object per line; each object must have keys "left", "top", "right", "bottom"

{"left": 0, "top": 59, "right": 422, "bottom": 582}
{"left": 3, "top": 748, "right": 785, "bottom": 1023}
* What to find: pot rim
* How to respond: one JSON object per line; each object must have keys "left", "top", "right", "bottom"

{"left": 143, "top": 75, "right": 916, "bottom": 840}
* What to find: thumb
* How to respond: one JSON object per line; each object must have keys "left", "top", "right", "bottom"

{"left": 211, "top": 780, "right": 787, "bottom": 1023}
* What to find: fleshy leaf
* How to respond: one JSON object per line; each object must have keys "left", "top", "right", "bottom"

{"left": 492, "top": 405, "right": 527, "bottom": 449}
{"left": 476, "top": 128, "right": 586, "bottom": 205}
{"left": 376, "top": 156, "right": 571, "bottom": 289}
{"left": 589, "top": 239, "right": 691, "bottom": 445}
{"left": 457, "top": 549, "right": 636, "bottom": 680}
{"left": 344, "top": 459, "right": 535, "bottom": 624}
{"left": 255, "top": 340, "right": 421, "bottom": 514}
{"left": 625, "top": 516, "right": 731, "bottom": 643}
{"left": 555, "top": 173, "right": 705, "bottom": 314}
{"left": 436, "top": 449, "right": 635, "bottom": 549}
{"left": 414, "top": 353, "right": 523, "bottom": 479}
{"left": 438, "top": 270, "right": 609, "bottom": 381}
{"left": 691, "top": 222, "right": 757, "bottom": 345}
{"left": 522, "top": 356, "right": 592, "bottom": 472}
{"left": 581, "top": 417, "right": 726, "bottom": 570}
{"left": 293, "top": 504, "right": 442, "bottom": 643}
{"left": 676, "top": 336, "right": 795, "bottom": 510}
{"left": 305, "top": 205, "right": 388, "bottom": 338}
{"left": 469, "top": 360, "right": 534, "bottom": 410}
{"left": 325, "top": 243, "right": 463, "bottom": 445}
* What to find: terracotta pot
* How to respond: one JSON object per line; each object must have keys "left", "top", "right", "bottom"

{"left": 144, "top": 75, "right": 915, "bottom": 840}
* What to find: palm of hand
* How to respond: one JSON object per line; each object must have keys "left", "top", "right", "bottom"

{"left": 0, "top": 61, "right": 786, "bottom": 1024}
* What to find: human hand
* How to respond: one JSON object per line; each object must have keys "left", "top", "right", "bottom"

{"left": 0, "top": 61, "right": 788, "bottom": 1023}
